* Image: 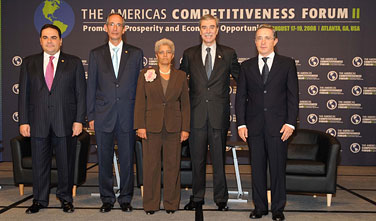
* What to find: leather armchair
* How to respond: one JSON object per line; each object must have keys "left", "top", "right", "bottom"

{"left": 267, "top": 129, "right": 341, "bottom": 206}
{"left": 10, "top": 130, "right": 91, "bottom": 196}
{"left": 134, "top": 139, "right": 192, "bottom": 196}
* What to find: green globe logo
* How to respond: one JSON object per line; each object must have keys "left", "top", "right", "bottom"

{"left": 34, "top": 0, "right": 75, "bottom": 38}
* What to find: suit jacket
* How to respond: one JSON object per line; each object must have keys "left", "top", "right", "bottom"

{"left": 18, "top": 52, "right": 86, "bottom": 138}
{"left": 180, "top": 44, "right": 240, "bottom": 129}
{"left": 134, "top": 67, "right": 190, "bottom": 133}
{"left": 87, "top": 43, "right": 143, "bottom": 133}
{"left": 235, "top": 54, "right": 299, "bottom": 137}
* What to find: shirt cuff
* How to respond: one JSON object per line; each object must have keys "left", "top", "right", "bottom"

{"left": 238, "top": 125, "right": 246, "bottom": 129}
{"left": 286, "top": 123, "right": 295, "bottom": 130}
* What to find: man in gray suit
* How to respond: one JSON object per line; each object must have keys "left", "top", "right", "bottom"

{"left": 180, "top": 14, "right": 240, "bottom": 211}
{"left": 18, "top": 24, "right": 86, "bottom": 214}
{"left": 87, "top": 13, "right": 143, "bottom": 213}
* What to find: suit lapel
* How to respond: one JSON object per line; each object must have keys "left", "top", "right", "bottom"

{"left": 50, "top": 52, "right": 65, "bottom": 91}
{"left": 251, "top": 58, "right": 264, "bottom": 87}
{"left": 165, "top": 68, "right": 178, "bottom": 100}
{"left": 117, "top": 44, "right": 130, "bottom": 80}
{"left": 154, "top": 68, "right": 166, "bottom": 101}
{"left": 103, "top": 44, "right": 117, "bottom": 81}
{"left": 210, "top": 44, "right": 224, "bottom": 81}
{"left": 265, "top": 54, "right": 280, "bottom": 85}
{"left": 194, "top": 46, "right": 208, "bottom": 81}
{"left": 36, "top": 53, "right": 46, "bottom": 88}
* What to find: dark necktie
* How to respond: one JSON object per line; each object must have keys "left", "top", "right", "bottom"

{"left": 205, "top": 47, "right": 212, "bottom": 79}
{"left": 262, "top": 57, "right": 269, "bottom": 84}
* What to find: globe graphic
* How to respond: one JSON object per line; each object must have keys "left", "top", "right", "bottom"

{"left": 34, "top": 0, "right": 75, "bottom": 38}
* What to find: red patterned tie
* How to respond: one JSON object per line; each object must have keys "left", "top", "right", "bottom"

{"left": 45, "top": 56, "right": 54, "bottom": 91}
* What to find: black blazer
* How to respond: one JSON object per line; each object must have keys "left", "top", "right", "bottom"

{"left": 180, "top": 44, "right": 240, "bottom": 129}
{"left": 87, "top": 43, "right": 143, "bottom": 133}
{"left": 235, "top": 54, "right": 299, "bottom": 136}
{"left": 18, "top": 52, "right": 86, "bottom": 138}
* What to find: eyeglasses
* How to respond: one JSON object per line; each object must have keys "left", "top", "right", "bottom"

{"left": 108, "top": 22, "right": 123, "bottom": 27}
{"left": 255, "top": 36, "right": 274, "bottom": 41}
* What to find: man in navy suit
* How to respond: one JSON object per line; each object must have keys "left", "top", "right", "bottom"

{"left": 18, "top": 24, "right": 86, "bottom": 214}
{"left": 235, "top": 24, "right": 299, "bottom": 221}
{"left": 87, "top": 13, "right": 143, "bottom": 213}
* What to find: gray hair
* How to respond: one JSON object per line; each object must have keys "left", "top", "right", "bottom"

{"left": 199, "top": 14, "right": 219, "bottom": 27}
{"left": 155, "top": 38, "right": 175, "bottom": 54}
{"left": 255, "top": 24, "right": 277, "bottom": 39}
{"left": 106, "top": 13, "right": 126, "bottom": 27}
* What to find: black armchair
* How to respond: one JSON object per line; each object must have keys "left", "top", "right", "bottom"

{"left": 10, "top": 130, "right": 91, "bottom": 196}
{"left": 267, "top": 129, "right": 341, "bottom": 206}
{"left": 134, "top": 140, "right": 193, "bottom": 196}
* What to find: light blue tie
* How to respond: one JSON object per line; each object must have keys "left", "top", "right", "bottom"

{"left": 112, "top": 47, "right": 119, "bottom": 78}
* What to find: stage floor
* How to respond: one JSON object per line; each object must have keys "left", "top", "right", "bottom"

{"left": 0, "top": 162, "right": 375, "bottom": 220}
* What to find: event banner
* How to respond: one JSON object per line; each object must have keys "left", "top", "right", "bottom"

{"left": 2, "top": 0, "right": 375, "bottom": 165}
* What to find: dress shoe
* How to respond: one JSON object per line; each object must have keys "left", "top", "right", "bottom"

{"left": 272, "top": 212, "right": 285, "bottom": 221}
{"left": 100, "top": 203, "right": 113, "bottom": 213}
{"left": 145, "top": 210, "right": 155, "bottom": 215}
{"left": 59, "top": 199, "right": 74, "bottom": 213}
{"left": 184, "top": 200, "right": 196, "bottom": 210}
{"left": 216, "top": 202, "right": 229, "bottom": 211}
{"left": 166, "top": 210, "right": 175, "bottom": 214}
{"left": 249, "top": 209, "right": 268, "bottom": 219}
{"left": 25, "top": 202, "right": 44, "bottom": 214}
{"left": 120, "top": 202, "right": 133, "bottom": 212}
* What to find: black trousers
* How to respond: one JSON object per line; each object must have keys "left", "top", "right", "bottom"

{"left": 96, "top": 125, "right": 135, "bottom": 205}
{"left": 248, "top": 130, "right": 287, "bottom": 213}
{"left": 189, "top": 121, "right": 228, "bottom": 204}
{"left": 31, "top": 129, "right": 76, "bottom": 206}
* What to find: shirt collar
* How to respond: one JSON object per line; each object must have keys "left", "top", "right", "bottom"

{"left": 202, "top": 42, "right": 216, "bottom": 52}
{"left": 258, "top": 51, "right": 275, "bottom": 61}
{"left": 43, "top": 50, "right": 60, "bottom": 60}
{"left": 109, "top": 40, "right": 123, "bottom": 51}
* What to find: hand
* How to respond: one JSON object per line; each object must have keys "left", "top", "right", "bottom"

{"left": 137, "top": 128, "right": 147, "bottom": 139}
{"left": 89, "top": 120, "right": 94, "bottom": 130}
{"left": 238, "top": 127, "right": 248, "bottom": 142}
{"left": 20, "top": 124, "right": 30, "bottom": 137}
{"left": 180, "top": 131, "right": 189, "bottom": 143}
{"left": 280, "top": 124, "right": 294, "bottom": 141}
{"left": 72, "top": 122, "right": 83, "bottom": 137}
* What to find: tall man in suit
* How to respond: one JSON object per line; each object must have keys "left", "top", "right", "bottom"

{"left": 18, "top": 24, "right": 86, "bottom": 214}
{"left": 87, "top": 13, "right": 143, "bottom": 213}
{"left": 180, "top": 14, "right": 240, "bottom": 211}
{"left": 235, "top": 24, "right": 299, "bottom": 221}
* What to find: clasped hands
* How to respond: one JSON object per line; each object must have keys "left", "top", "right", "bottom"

{"left": 237, "top": 124, "right": 294, "bottom": 142}
{"left": 137, "top": 128, "right": 189, "bottom": 143}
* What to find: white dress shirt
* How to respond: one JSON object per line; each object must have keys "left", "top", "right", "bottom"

{"left": 201, "top": 42, "right": 216, "bottom": 69}
{"left": 43, "top": 51, "right": 60, "bottom": 77}
{"left": 109, "top": 40, "right": 123, "bottom": 71}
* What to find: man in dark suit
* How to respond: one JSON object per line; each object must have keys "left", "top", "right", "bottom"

{"left": 235, "top": 24, "right": 299, "bottom": 221}
{"left": 87, "top": 13, "right": 143, "bottom": 213}
{"left": 180, "top": 14, "right": 240, "bottom": 211}
{"left": 18, "top": 24, "right": 86, "bottom": 214}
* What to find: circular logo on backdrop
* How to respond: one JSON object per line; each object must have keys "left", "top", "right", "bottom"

{"left": 327, "top": 99, "right": 337, "bottom": 110}
{"left": 327, "top": 71, "right": 338, "bottom": 81}
{"left": 13, "top": 112, "right": 19, "bottom": 122}
{"left": 308, "top": 56, "right": 319, "bottom": 67}
{"left": 143, "top": 57, "right": 148, "bottom": 67}
{"left": 352, "top": 57, "right": 363, "bottom": 67}
{"left": 12, "top": 84, "right": 20, "bottom": 94}
{"left": 34, "top": 0, "right": 75, "bottom": 38}
{"left": 351, "top": 114, "right": 361, "bottom": 125}
{"left": 308, "top": 85, "right": 318, "bottom": 95}
{"left": 350, "top": 143, "right": 361, "bottom": 153}
{"left": 351, "top": 85, "right": 362, "bottom": 96}
{"left": 326, "top": 128, "right": 337, "bottom": 137}
{"left": 307, "top": 114, "right": 318, "bottom": 124}
{"left": 12, "top": 56, "right": 23, "bottom": 66}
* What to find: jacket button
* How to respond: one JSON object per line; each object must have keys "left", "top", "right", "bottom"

{"left": 206, "top": 100, "right": 209, "bottom": 103}
{"left": 116, "top": 98, "right": 120, "bottom": 101}
{"left": 162, "top": 103, "right": 166, "bottom": 106}
{"left": 116, "top": 84, "right": 119, "bottom": 88}
{"left": 264, "top": 90, "right": 267, "bottom": 94}
{"left": 264, "top": 108, "right": 267, "bottom": 111}
{"left": 207, "top": 88, "right": 210, "bottom": 91}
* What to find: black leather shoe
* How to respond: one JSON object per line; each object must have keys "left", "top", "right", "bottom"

{"left": 60, "top": 200, "right": 74, "bottom": 213}
{"left": 249, "top": 209, "right": 268, "bottom": 219}
{"left": 145, "top": 210, "right": 155, "bottom": 215}
{"left": 25, "top": 202, "right": 44, "bottom": 214}
{"left": 184, "top": 200, "right": 196, "bottom": 210}
{"left": 100, "top": 203, "right": 113, "bottom": 213}
{"left": 216, "top": 202, "right": 229, "bottom": 211}
{"left": 120, "top": 202, "right": 133, "bottom": 212}
{"left": 272, "top": 212, "right": 285, "bottom": 221}
{"left": 166, "top": 210, "right": 175, "bottom": 214}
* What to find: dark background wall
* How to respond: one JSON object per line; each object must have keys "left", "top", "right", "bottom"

{"left": 2, "top": 0, "right": 375, "bottom": 165}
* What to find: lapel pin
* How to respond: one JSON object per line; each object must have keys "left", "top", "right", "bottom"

{"left": 61, "top": 59, "right": 65, "bottom": 63}
{"left": 125, "top": 50, "right": 128, "bottom": 54}
{"left": 218, "top": 55, "right": 222, "bottom": 59}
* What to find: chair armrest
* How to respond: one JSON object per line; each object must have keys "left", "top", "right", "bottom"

{"left": 134, "top": 140, "right": 143, "bottom": 187}
{"left": 74, "top": 130, "right": 90, "bottom": 185}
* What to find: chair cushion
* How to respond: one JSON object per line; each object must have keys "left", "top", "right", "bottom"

{"left": 287, "top": 144, "right": 319, "bottom": 161}
{"left": 22, "top": 156, "right": 57, "bottom": 169}
{"left": 286, "top": 159, "right": 326, "bottom": 175}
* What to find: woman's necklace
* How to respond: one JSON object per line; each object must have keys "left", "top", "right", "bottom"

{"left": 159, "top": 69, "right": 171, "bottom": 75}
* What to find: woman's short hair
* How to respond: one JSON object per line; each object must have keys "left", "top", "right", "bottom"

{"left": 155, "top": 38, "right": 175, "bottom": 54}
